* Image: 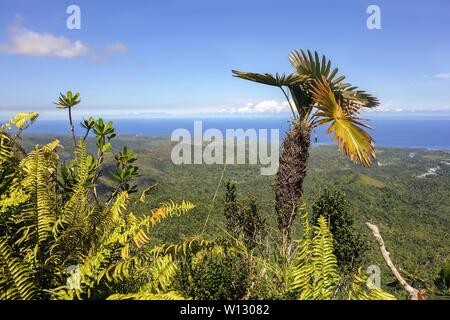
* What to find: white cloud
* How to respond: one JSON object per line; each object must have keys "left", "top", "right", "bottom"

{"left": 106, "top": 42, "right": 128, "bottom": 54}
{"left": 434, "top": 73, "right": 450, "bottom": 79}
{"left": 0, "top": 17, "right": 128, "bottom": 63}
{"left": 0, "top": 22, "right": 89, "bottom": 58}
{"left": 228, "top": 100, "right": 290, "bottom": 114}
{"left": 421, "top": 73, "right": 450, "bottom": 80}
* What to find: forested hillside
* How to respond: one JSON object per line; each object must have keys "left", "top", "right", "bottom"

{"left": 22, "top": 134, "right": 450, "bottom": 283}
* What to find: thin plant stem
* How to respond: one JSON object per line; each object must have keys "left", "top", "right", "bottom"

{"left": 68, "top": 107, "right": 76, "bottom": 150}
{"left": 280, "top": 86, "right": 297, "bottom": 119}
{"left": 200, "top": 162, "right": 228, "bottom": 235}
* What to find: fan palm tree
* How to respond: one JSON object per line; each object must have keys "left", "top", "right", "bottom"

{"left": 232, "top": 49, "right": 379, "bottom": 250}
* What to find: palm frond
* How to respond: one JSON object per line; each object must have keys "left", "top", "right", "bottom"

{"left": 289, "top": 50, "right": 341, "bottom": 85}
{"left": 289, "top": 49, "right": 379, "bottom": 111}
{"left": 311, "top": 78, "right": 376, "bottom": 167}
{"left": 232, "top": 70, "right": 306, "bottom": 87}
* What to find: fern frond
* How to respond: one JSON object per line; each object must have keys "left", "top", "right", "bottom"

{"left": 106, "top": 291, "right": 186, "bottom": 300}
{"left": 119, "top": 200, "right": 195, "bottom": 250}
{"left": 0, "top": 240, "right": 37, "bottom": 300}
{"left": 289, "top": 201, "right": 313, "bottom": 295}
{"left": 139, "top": 184, "right": 158, "bottom": 203}
{"left": 110, "top": 191, "right": 129, "bottom": 220}
{"left": 349, "top": 269, "right": 397, "bottom": 300}
{"left": 53, "top": 141, "right": 90, "bottom": 237}
{"left": 149, "top": 201, "right": 195, "bottom": 227}
{"left": 91, "top": 191, "right": 130, "bottom": 245}
{"left": 150, "top": 238, "right": 217, "bottom": 257}
{"left": 107, "top": 237, "right": 210, "bottom": 285}
{"left": 0, "top": 188, "right": 29, "bottom": 213}
{"left": 0, "top": 130, "right": 14, "bottom": 165}
{"left": 149, "top": 255, "right": 178, "bottom": 292}
{"left": 289, "top": 206, "right": 339, "bottom": 300}
{"left": 20, "top": 140, "right": 60, "bottom": 243}
{"left": 309, "top": 216, "right": 339, "bottom": 299}
{"left": 6, "top": 112, "right": 39, "bottom": 131}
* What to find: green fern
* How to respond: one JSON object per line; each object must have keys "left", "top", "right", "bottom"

{"left": 348, "top": 269, "right": 397, "bottom": 300}
{"left": 1, "top": 117, "right": 197, "bottom": 300}
{"left": 0, "top": 240, "right": 37, "bottom": 300}
{"left": 107, "top": 291, "right": 186, "bottom": 300}
{"left": 289, "top": 205, "right": 339, "bottom": 299}
{"left": 5, "top": 112, "right": 39, "bottom": 131}
{"left": 20, "top": 140, "right": 60, "bottom": 243}
{"left": 0, "top": 130, "right": 13, "bottom": 165}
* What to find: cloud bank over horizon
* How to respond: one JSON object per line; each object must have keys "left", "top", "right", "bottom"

{"left": 2, "top": 98, "right": 450, "bottom": 121}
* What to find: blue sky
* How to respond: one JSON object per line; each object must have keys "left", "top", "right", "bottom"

{"left": 0, "top": 0, "right": 450, "bottom": 118}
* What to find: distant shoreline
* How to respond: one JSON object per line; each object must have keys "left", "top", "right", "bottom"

{"left": 21, "top": 132, "right": 450, "bottom": 151}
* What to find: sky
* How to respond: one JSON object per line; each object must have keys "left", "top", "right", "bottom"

{"left": 0, "top": 0, "right": 450, "bottom": 119}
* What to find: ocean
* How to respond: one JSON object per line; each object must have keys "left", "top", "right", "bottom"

{"left": 13, "top": 114, "right": 450, "bottom": 150}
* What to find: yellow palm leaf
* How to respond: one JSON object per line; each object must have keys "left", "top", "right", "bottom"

{"left": 311, "top": 78, "right": 376, "bottom": 167}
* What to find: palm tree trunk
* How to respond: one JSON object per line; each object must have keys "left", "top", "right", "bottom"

{"left": 275, "top": 120, "right": 311, "bottom": 251}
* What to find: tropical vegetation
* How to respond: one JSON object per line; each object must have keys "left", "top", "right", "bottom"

{"left": 1, "top": 49, "right": 448, "bottom": 300}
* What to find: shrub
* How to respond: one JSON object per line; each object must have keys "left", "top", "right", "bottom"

{"left": 312, "top": 188, "right": 368, "bottom": 272}
{"left": 174, "top": 245, "right": 249, "bottom": 300}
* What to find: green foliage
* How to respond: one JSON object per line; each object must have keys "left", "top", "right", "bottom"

{"left": 107, "top": 291, "right": 186, "bottom": 300}
{"left": 312, "top": 188, "right": 368, "bottom": 272}
{"left": 233, "top": 49, "right": 378, "bottom": 166}
{"left": 223, "top": 180, "right": 266, "bottom": 250}
{"left": 19, "top": 134, "right": 448, "bottom": 299}
{"left": 92, "top": 118, "right": 116, "bottom": 153}
{"left": 0, "top": 239, "right": 37, "bottom": 300}
{"left": 110, "top": 147, "right": 140, "bottom": 195}
{"left": 2, "top": 94, "right": 431, "bottom": 301}
{"left": 174, "top": 245, "right": 249, "bottom": 300}
{"left": 434, "top": 259, "right": 450, "bottom": 296}
{"left": 0, "top": 130, "right": 18, "bottom": 193}
{"left": 54, "top": 91, "right": 81, "bottom": 109}
{"left": 288, "top": 202, "right": 339, "bottom": 300}
{"left": 348, "top": 269, "right": 397, "bottom": 300}
{"left": 224, "top": 180, "right": 239, "bottom": 237}
{"left": 1, "top": 121, "right": 400, "bottom": 300}
{"left": 233, "top": 50, "right": 378, "bottom": 256}
{"left": 0, "top": 113, "right": 36, "bottom": 195}
{"left": 0, "top": 108, "right": 196, "bottom": 300}
{"left": 227, "top": 200, "right": 395, "bottom": 300}
{"left": 54, "top": 91, "right": 81, "bottom": 149}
